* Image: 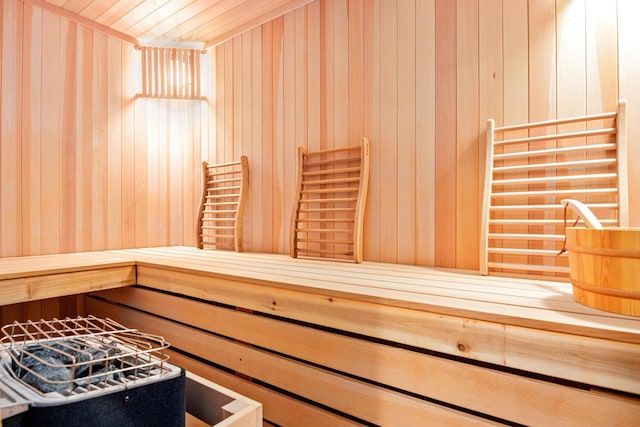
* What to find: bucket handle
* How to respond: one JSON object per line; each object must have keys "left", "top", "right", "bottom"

{"left": 560, "top": 199, "right": 604, "bottom": 230}
{"left": 558, "top": 199, "right": 604, "bottom": 255}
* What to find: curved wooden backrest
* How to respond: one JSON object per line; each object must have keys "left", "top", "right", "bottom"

{"left": 290, "top": 137, "right": 370, "bottom": 263}
{"left": 197, "top": 156, "right": 249, "bottom": 252}
{"left": 480, "top": 100, "right": 628, "bottom": 279}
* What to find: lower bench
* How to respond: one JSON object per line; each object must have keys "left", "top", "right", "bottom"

{"left": 87, "top": 281, "right": 640, "bottom": 427}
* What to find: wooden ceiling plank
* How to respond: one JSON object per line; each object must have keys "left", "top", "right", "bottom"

{"left": 126, "top": 0, "right": 215, "bottom": 40}
{"left": 76, "top": 0, "right": 120, "bottom": 21}
{"left": 140, "top": 0, "right": 247, "bottom": 43}
{"left": 110, "top": 0, "right": 174, "bottom": 33}
{"left": 58, "top": 0, "right": 93, "bottom": 14}
{"left": 181, "top": 0, "right": 285, "bottom": 45}
{"left": 92, "top": 0, "right": 144, "bottom": 27}
{"left": 23, "top": 0, "right": 139, "bottom": 45}
{"left": 46, "top": 0, "right": 66, "bottom": 7}
{"left": 40, "top": 0, "right": 314, "bottom": 48}
{"left": 203, "top": 0, "right": 316, "bottom": 49}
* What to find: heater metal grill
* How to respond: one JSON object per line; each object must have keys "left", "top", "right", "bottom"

{"left": 0, "top": 316, "right": 171, "bottom": 398}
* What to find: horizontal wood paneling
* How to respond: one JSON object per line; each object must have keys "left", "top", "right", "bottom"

{"left": 1, "top": 0, "right": 639, "bottom": 271}
{"left": 76, "top": 246, "right": 640, "bottom": 426}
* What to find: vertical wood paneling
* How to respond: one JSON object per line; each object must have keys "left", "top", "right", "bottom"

{"left": 40, "top": 9, "right": 60, "bottom": 255}
{"left": 347, "top": 0, "right": 363, "bottom": 146}
{"left": 585, "top": 0, "right": 617, "bottom": 113}
{"left": 0, "top": 0, "right": 205, "bottom": 321}
{"left": 320, "top": 0, "right": 332, "bottom": 150}
{"left": 456, "top": 0, "right": 479, "bottom": 270}
{"left": 1, "top": 0, "right": 22, "bottom": 257}
{"left": 205, "top": 0, "right": 638, "bottom": 265}
{"left": 415, "top": 0, "right": 436, "bottom": 265}
{"left": 261, "top": 22, "right": 274, "bottom": 252}
{"left": 242, "top": 31, "right": 253, "bottom": 244}
{"left": 379, "top": 0, "right": 398, "bottom": 263}
{"left": 250, "top": 27, "right": 263, "bottom": 249}
{"left": 133, "top": 95, "right": 148, "bottom": 247}
{"left": 307, "top": 1, "right": 321, "bottom": 153}
{"left": 79, "top": 25, "right": 94, "bottom": 251}
{"left": 272, "top": 17, "right": 285, "bottom": 252}
{"left": 21, "top": 3, "right": 42, "bottom": 256}
{"left": 92, "top": 32, "right": 108, "bottom": 250}
{"left": 619, "top": 0, "right": 640, "bottom": 226}
{"left": 434, "top": 0, "right": 457, "bottom": 268}
{"left": 120, "top": 42, "right": 135, "bottom": 248}
{"left": 282, "top": 13, "right": 296, "bottom": 252}
{"left": 332, "top": 0, "right": 348, "bottom": 148}
{"left": 397, "top": 0, "right": 416, "bottom": 265}
{"left": 60, "top": 19, "right": 77, "bottom": 253}
{"left": 1, "top": 0, "right": 639, "bottom": 279}
{"left": 362, "top": 0, "right": 380, "bottom": 261}
{"left": 107, "top": 37, "right": 122, "bottom": 250}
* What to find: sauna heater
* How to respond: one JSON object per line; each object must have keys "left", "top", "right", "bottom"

{"left": 0, "top": 316, "right": 185, "bottom": 427}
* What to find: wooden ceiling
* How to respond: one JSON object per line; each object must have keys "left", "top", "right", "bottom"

{"left": 30, "top": 0, "right": 314, "bottom": 49}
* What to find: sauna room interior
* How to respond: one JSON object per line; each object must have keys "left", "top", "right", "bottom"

{"left": 0, "top": 0, "right": 639, "bottom": 426}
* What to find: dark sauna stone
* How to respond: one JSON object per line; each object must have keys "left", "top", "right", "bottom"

{"left": 20, "top": 354, "right": 72, "bottom": 394}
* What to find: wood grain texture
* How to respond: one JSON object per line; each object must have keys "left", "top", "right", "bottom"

{"left": 0, "top": 1, "right": 206, "bottom": 260}
{"left": 92, "top": 284, "right": 640, "bottom": 426}
{"left": 434, "top": 0, "right": 457, "bottom": 268}
{"left": 1, "top": 0, "right": 639, "bottom": 273}
{"left": 618, "top": 0, "right": 640, "bottom": 227}
{"left": 87, "top": 246, "right": 640, "bottom": 397}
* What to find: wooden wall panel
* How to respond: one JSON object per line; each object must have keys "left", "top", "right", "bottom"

{"left": 207, "top": 0, "right": 638, "bottom": 265}
{"left": 456, "top": 0, "right": 479, "bottom": 269}
{"left": 434, "top": 0, "right": 457, "bottom": 268}
{"left": 618, "top": 0, "right": 640, "bottom": 226}
{"left": 1, "top": 0, "right": 638, "bottom": 273}
{"left": 1, "top": 0, "right": 22, "bottom": 257}
{"left": 0, "top": 0, "right": 206, "bottom": 261}
{"left": 414, "top": 0, "right": 435, "bottom": 266}
{"left": 21, "top": 3, "right": 42, "bottom": 256}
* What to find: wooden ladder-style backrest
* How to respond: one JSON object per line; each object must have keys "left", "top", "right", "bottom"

{"left": 197, "top": 156, "right": 249, "bottom": 252}
{"left": 290, "top": 137, "right": 370, "bottom": 263}
{"left": 480, "top": 100, "right": 628, "bottom": 279}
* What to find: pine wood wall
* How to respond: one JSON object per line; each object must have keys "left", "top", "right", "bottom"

{"left": 1, "top": 0, "right": 639, "bottom": 271}
{"left": 212, "top": 0, "right": 640, "bottom": 268}
{"left": 0, "top": 0, "right": 209, "bottom": 259}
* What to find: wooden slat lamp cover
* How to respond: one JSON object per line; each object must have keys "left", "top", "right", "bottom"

{"left": 139, "top": 46, "right": 204, "bottom": 100}
{"left": 290, "top": 137, "right": 370, "bottom": 263}
{"left": 480, "top": 100, "right": 628, "bottom": 280}
{"left": 197, "top": 156, "right": 249, "bottom": 252}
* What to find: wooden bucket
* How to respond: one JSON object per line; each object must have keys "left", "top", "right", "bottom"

{"left": 565, "top": 227, "right": 640, "bottom": 317}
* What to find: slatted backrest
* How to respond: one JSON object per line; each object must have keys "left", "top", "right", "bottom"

{"left": 480, "top": 100, "right": 628, "bottom": 279}
{"left": 197, "top": 156, "right": 249, "bottom": 252}
{"left": 290, "top": 137, "right": 370, "bottom": 263}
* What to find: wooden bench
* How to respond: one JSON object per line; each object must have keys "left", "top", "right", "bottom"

{"left": 2, "top": 247, "right": 639, "bottom": 426}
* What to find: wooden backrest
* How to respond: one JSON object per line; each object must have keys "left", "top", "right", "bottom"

{"left": 290, "top": 137, "right": 370, "bottom": 263}
{"left": 197, "top": 156, "right": 249, "bottom": 252}
{"left": 480, "top": 100, "right": 628, "bottom": 279}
